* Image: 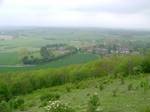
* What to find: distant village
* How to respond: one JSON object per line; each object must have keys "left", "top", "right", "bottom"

{"left": 17, "top": 39, "right": 143, "bottom": 65}
{"left": 79, "top": 43, "right": 140, "bottom": 56}
{"left": 43, "top": 42, "right": 140, "bottom": 57}
{"left": 0, "top": 35, "right": 16, "bottom": 40}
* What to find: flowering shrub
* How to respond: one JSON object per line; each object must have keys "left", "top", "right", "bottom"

{"left": 40, "top": 93, "right": 60, "bottom": 102}
{"left": 44, "top": 100, "right": 75, "bottom": 112}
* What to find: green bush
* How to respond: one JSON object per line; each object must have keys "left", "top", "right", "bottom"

{"left": 140, "top": 78, "right": 149, "bottom": 92}
{"left": 128, "top": 83, "right": 133, "bottom": 91}
{"left": 99, "top": 84, "right": 104, "bottom": 91}
{"left": 117, "top": 55, "right": 143, "bottom": 76}
{"left": 112, "top": 89, "right": 118, "bottom": 97}
{"left": 66, "top": 86, "right": 72, "bottom": 92}
{"left": 133, "top": 65, "right": 143, "bottom": 75}
{"left": 120, "top": 77, "right": 125, "bottom": 85}
{"left": 13, "top": 97, "right": 25, "bottom": 109}
{"left": 40, "top": 93, "right": 60, "bottom": 102}
{"left": 0, "top": 101, "right": 11, "bottom": 112}
{"left": 141, "top": 55, "right": 150, "bottom": 73}
{"left": 87, "top": 93, "right": 102, "bottom": 112}
{"left": 0, "top": 81, "right": 11, "bottom": 101}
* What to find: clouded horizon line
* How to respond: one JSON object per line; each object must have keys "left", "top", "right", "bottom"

{"left": 0, "top": 25, "right": 150, "bottom": 31}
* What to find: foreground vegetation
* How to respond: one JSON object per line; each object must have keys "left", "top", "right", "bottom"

{"left": 20, "top": 74, "right": 150, "bottom": 112}
{"left": 1, "top": 74, "right": 150, "bottom": 112}
{"left": 0, "top": 53, "right": 150, "bottom": 112}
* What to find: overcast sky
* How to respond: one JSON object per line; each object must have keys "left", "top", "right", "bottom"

{"left": 0, "top": 0, "right": 150, "bottom": 29}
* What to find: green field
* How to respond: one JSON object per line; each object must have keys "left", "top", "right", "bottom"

{"left": 0, "top": 52, "right": 20, "bottom": 65}
{"left": 0, "top": 53, "right": 99, "bottom": 72}
{"left": 38, "top": 53, "right": 99, "bottom": 68}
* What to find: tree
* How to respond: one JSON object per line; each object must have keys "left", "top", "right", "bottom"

{"left": 18, "top": 48, "right": 29, "bottom": 59}
{"left": 40, "top": 47, "right": 50, "bottom": 60}
{"left": 22, "top": 56, "right": 29, "bottom": 64}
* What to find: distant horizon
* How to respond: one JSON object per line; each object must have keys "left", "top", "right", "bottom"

{"left": 0, "top": 26, "right": 150, "bottom": 32}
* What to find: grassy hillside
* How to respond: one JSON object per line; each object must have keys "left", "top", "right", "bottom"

{"left": 0, "top": 54, "right": 150, "bottom": 112}
{"left": 6, "top": 74, "right": 150, "bottom": 112}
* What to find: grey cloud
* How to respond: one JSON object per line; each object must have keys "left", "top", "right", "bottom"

{"left": 72, "top": 0, "right": 150, "bottom": 14}
{"left": 0, "top": 0, "right": 150, "bottom": 29}
{"left": 0, "top": 0, "right": 3, "bottom": 5}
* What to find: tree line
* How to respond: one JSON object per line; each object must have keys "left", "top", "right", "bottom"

{"left": 22, "top": 46, "right": 77, "bottom": 65}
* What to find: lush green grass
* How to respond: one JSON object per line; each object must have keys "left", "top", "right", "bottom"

{"left": 0, "top": 53, "right": 99, "bottom": 72}
{"left": 0, "top": 52, "right": 20, "bottom": 65}
{"left": 16, "top": 74, "right": 150, "bottom": 112}
{"left": 37, "top": 53, "right": 99, "bottom": 68}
